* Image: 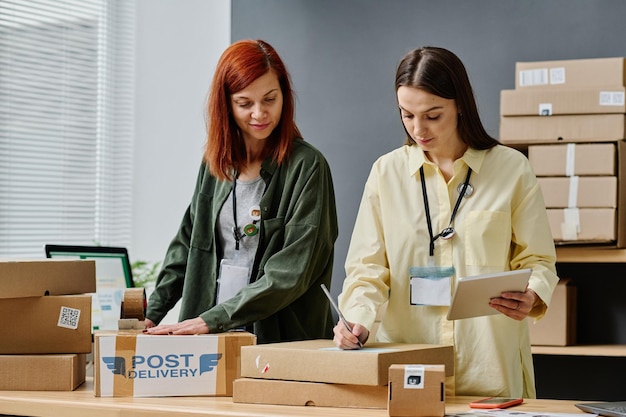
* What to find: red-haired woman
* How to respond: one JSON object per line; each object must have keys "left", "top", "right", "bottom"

{"left": 144, "top": 40, "right": 338, "bottom": 344}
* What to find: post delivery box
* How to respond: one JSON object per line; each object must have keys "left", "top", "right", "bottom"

{"left": 94, "top": 330, "right": 256, "bottom": 397}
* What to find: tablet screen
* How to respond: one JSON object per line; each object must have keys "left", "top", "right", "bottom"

{"left": 446, "top": 268, "right": 532, "bottom": 320}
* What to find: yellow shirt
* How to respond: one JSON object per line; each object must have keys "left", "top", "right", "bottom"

{"left": 339, "top": 144, "right": 559, "bottom": 398}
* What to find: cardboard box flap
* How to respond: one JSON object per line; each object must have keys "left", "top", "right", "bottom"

{"left": 240, "top": 339, "right": 454, "bottom": 386}
{"left": 0, "top": 259, "right": 96, "bottom": 299}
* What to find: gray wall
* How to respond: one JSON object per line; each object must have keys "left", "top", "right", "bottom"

{"left": 133, "top": 0, "right": 230, "bottom": 264}
{"left": 133, "top": 0, "right": 230, "bottom": 323}
{"left": 232, "top": 0, "right": 626, "bottom": 296}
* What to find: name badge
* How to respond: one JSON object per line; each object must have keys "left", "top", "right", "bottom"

{"left": 217, "top": 259, "right": 250, "bottom": 304}
{"left": 409, "top": 265, "right": 455, "bottom": 306}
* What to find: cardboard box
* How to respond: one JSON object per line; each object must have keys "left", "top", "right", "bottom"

{"left": 500, "top": 87, "right": 626, "bottom": 116}
{"left": 547, "top": 208, "right": 615, "bottom": 243}
{"left": 0, "top": 259, "right": 96, "bottom": 299}
{"left": 528, "top": 143, "right": 616, "bottom": 176}
{"left": 0, "top": 294, "right": 92, "bottom": 354}
{"left": 538, "top": 176, "right": 617, "bottom": 208}
{"left": 388, "top": 364, "right": 445, "bottom": 417}
{"left": 94, "top": 331, "right": 256, "bottom": 397}
{"left": 0, "top": 354, "right": 86, "bottom": 391}
{"left": 515, "top": 57, "right": 626, "bottom": 89}
{"left": 233, "top": 377, "right": 387, "bottom": 409}
{"left": 499, "top": 114, "right": 626, "bottom": 144}
{"left": 240, "top": 339, "right": 454, "bottom": 386}
{"left": 530, "top": 279, "right": 577, "bottom": 346}
{"left": 541, "top": 140, "right": 626, "bottom": 247}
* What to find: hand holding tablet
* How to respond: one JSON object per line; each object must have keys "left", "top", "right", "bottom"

{"left": 447, "top": 269, "right": 532, "bottom": 320}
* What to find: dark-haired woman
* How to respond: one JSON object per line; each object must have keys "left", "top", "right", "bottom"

{"left": 333, "top": 46, "right": 558, "bottom": 398}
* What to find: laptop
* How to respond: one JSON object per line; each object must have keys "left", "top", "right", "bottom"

{"left": 45, "top": 244, "right": 135, "bottom": 331}
{"left": 576, "top": 402, "right": 626, "bottom": 417}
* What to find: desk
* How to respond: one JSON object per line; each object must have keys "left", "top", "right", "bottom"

{"left": 0, "top": 378, "right": 589, "bottom": 417}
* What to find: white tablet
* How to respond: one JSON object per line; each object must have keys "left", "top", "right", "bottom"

{"left": 446, "top": 268, "right": 532, "bottom": 320}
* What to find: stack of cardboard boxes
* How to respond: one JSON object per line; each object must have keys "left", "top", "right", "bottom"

{"left": 233, "top": 339, "right": 453, "bottom": 416}
{"left": 500, "top": 57, "right": 626, "bottom": 247}
{"left": 499, "top": 57, "right": 626, "bottom": 346}
{"left": 0, "top": 259, "right": 96, "bottom": 390}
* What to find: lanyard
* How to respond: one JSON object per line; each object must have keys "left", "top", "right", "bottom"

{"left": 231, "top": 173, "right": 262, "bottom": 251}
{"left": 420, "top": 166, "right": 472, "bottom": 257}
{"left": 231, "top": 175, "right": 243, "bottom": 250}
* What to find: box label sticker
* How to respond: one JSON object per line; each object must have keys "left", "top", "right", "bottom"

{"left": 404, "top": 365, "right": 425, "bottom": 389}
{"left": 519, "top": 68, "right": 548, "bottom": 87}
{"left": 57, "top": 306, "right": 81, "bottom": 329}
{"left": 599, "top": 91, "right": 625, "bottom": 106}
{"left": 549, "top": 67, "right": 566, "bottom": 84}
{"left": 538, "top": 103, "right": 553, "bottom": 116}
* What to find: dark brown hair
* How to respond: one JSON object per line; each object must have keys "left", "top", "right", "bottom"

{"left": 204, "top": 39, "right": 301, "bottom": 180}
{"left": 395, "top": 46, "right": 498, "bottom": 149}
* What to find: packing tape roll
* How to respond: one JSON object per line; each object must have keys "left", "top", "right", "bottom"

{"left": 121, "top": 287, "right": 146, "bottom": 321}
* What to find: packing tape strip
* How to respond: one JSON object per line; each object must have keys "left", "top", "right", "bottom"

{"left": 565, "top": 143, "right": 576, "bottom": 177}
{"left": 121, "top": 287, "right": 146, "bottom": 321}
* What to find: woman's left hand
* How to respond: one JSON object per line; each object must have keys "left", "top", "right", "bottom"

{"left": 143, "top": 317, "right": 209, "bottom": 335}
{"left": 489, "top": 286, "right": 538, "bottom": 320}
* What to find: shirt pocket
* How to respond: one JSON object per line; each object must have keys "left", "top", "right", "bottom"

{"left": 463, "top": 210, "right": 511, "bottom": 267}
{"left": 262, "top": 217, "right": 285, "bottom": 248}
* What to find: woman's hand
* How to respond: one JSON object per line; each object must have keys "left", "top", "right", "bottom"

{"left": 143, "top": 317, "right": 209, "bottom": 335}
{"left": 332, "top": 319, "right": 369, "bottom": 350}
{"left": 489, "top": 286, "right": 539, "bottom": 320}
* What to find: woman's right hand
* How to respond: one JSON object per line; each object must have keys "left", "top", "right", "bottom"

{"left": 332, "top": 320, "right": 369, "bottom": 350}
{"left": 144, "top": 318, "right": 156, "bottom": 329}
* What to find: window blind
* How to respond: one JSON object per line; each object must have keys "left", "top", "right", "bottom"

{"left": 0, "top": 0, "right": 135, "bottom": 257}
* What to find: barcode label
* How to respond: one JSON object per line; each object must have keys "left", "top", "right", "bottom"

{"left": 58, "top": 306, "right": 81, "bottom": 330}
{"left": 599, "top": 91, "right": 625, "bottom": 106}
{"left": 519, "top": 68, "right": 549, "bottom": 87}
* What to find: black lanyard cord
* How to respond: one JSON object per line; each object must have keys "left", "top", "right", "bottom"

{"left": 420, "top": 166, "right": 472, "bottom": 256}
{"left": 231, "top": 174, "right": 242, "bottom": 250}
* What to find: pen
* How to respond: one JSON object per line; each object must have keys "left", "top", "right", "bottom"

{"left": 320, "top": 283, "right": 362, "bottom": 348}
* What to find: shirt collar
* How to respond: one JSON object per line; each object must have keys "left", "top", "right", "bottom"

{"left": 408, "top": 144, "right": 488, "bottom": 176}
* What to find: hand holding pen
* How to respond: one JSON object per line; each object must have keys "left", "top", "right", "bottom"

{"left": 321, "top": 284, "right": 365, "bottom": 349}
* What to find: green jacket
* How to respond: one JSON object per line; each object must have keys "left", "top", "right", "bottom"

{"left": 146, "top": 139, "right": 338, "bottom": 344}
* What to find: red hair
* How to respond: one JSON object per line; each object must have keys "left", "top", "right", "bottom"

{"left": 204, "top": 39, "right": 301, "bottom": 180}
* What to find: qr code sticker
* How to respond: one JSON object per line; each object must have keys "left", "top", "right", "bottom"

{"left": 58, "top": 306, "right": 81, "bottom": 330}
